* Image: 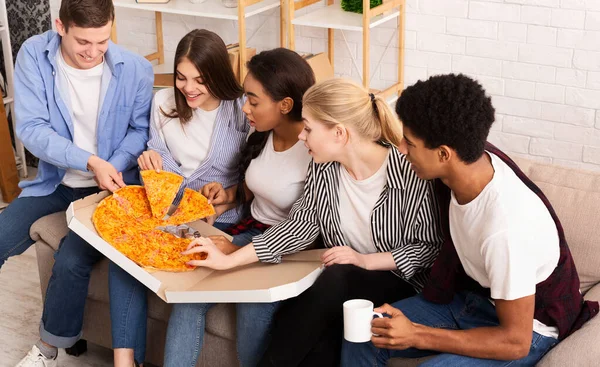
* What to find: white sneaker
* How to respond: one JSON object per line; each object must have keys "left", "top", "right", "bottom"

{"left": 15, "top": 345, "right": 57, "bottom": 367}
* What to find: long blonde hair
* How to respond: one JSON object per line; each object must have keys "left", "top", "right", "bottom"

{"left": 302, "top": 79, "right": 403, "bottom": 146}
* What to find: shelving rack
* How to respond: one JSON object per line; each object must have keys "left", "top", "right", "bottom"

{"left": 0, "top": 0, "right": 26, "bottom": 177}
{"left": 287, "top": 0, "right": 405, "bottom": 99}
{"left": 112, "top": 0, "right": 285, "bottom": 82}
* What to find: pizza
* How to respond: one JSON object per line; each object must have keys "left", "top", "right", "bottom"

{"left": 112, "top": 185, "right": 152, "bottom": 219}
{"left": 167, "top": 188, "right": 216, "bottom": 225}
{"left": 140, "top": 170, "right": 183, "bottom": 219}
{"left": 92, "top": 183, "right": 213, "bottom": 272}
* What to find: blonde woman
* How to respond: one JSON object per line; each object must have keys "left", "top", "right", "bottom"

{"left": 183, "top": 79, "right": 444, "bottom": 366}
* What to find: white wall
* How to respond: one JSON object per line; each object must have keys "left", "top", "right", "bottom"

{"left": 50, "top": 0, "right": 600, "bottom": 171}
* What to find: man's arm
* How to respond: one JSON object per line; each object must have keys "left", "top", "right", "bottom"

{"left": 372, "top": 295, "right": 535, "bottom": 361}
{"left": 14, "top": 42, "right": 92, "bottom": 171}
{"left": 107, "top": 62, "right": 154, "bottom": 173}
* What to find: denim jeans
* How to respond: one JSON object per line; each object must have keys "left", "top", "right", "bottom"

{"left": 108, "top": 224, "right": 261, "bottom": 365}
{"left": 341, "top": 291, "right": 558, "bottom": 367}
{"left": 0, "top": 184, "right": 103, "bottom": 347}
{"left": 163, "top": 226, "right": 278, "bottom": 367}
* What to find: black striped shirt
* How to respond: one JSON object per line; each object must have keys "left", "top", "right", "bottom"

{"left": 252, "top": 145, "right": 444, "bottom": 290}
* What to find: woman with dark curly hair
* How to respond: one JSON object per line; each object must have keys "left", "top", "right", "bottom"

{"left": 341, "top": 74, "right": 597, "bottom": 367}
{"left": 162, "top": 48, "right": 315, "bottom": 367}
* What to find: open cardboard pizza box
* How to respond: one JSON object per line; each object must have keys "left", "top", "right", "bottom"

{"left": 66, "top": 191, "right": 325, "bottom": 303}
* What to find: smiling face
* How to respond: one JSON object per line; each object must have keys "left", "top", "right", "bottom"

{"left": 398, "top": 126, "right": 446, "bottom": 180}
{"left": 56, "top": 18, "right": 111, "bottom": 70}
{"left": 242, "top": 73, "right": 288, "bottom": 132}
{"left": 175, "top": 57, "right": 220, "bottom": 110}
{"left": 298, "top": 108, "right": 345, "bottom": 164}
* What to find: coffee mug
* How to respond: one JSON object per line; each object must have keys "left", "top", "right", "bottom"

{"left": 343, "top": 299, "right": 383, "bottom": 343}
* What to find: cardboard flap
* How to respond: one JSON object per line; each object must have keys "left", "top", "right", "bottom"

{"left": 282, "top": 249, "right": 326, "bottom": 262}
{"left": 67, "top": 194, "right": 163, "bottom": 294}
{"left": 187, "top": 219, "right": 233, "bottom": 241}
{"left": 165, "top": 262, "right": 323, "bottom": 303}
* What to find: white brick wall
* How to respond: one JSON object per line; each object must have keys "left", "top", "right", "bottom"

{"left": 48, "top": 0, "right": 600, "bottom": 171}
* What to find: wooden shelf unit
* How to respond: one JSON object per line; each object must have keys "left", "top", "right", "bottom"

{"left": 0, "top": 0, "right": 26, "bottom": 178}
{"left": 287, "top": 0, "right": 405, "bottom": 99}
{"left": 112, "top": 0, "right": 285, "bottom": 82}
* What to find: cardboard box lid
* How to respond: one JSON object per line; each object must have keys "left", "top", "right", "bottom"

{"left": 67, "top": 192, "right": 324, "bottom": 303}
{"left": 303, "top": 53, "right": 334, "bottom": 83}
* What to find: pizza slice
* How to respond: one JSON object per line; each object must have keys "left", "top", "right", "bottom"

{"left": 115, "top": 230, "right": 207, "bottom": 272}
{"left": 166, "top": 188, "right": 216, "bottom": 225}
{"left": 141, "top": 170, "right": 184, "bottom": 219}
{"left": 112, "top": 185, "right": 153, "bottom": 219}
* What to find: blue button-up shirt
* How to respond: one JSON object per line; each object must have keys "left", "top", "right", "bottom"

{"left": 14, "top": 31, "right": 154, "bottom": 197}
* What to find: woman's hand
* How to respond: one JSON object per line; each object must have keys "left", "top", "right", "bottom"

{"left": 138, "top": 150, "right": 163, "bottom": 172}
{"left": 321, "top": 246, "right": 368, "bottom": 269}
{"left": 201, "top": 182, "right": 229, "bottom": 205}
{"left": 182, "top": 237, "right": 236, "bottom": 270}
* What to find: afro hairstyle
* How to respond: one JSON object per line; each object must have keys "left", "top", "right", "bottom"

{"left": 395, "top": 74, "right": 495, "bottom": 164}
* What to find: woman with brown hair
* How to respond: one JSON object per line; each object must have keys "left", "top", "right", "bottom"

{"left": 162, "top": 48, "right": 315, "bottom": 367}
{"left": 109, "top": 29, "right": 249, "bottom": 367}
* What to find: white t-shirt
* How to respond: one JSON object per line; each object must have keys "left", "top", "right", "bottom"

{"left": 152, "top": 88, "right": 219, "bottom": 178}
{"left": 57, "top": 49, "right": 103, "bottom": 188}
{"left": 245, "top": 132, "right": 311, "bottom": 226}
{"left": 338, "top": 150, "right": 389, "bottom": 254}
{"left": 449, "top": 152, "right": 560, "bottom": 338}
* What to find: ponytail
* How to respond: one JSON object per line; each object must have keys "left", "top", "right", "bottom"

{"left": 235, "top": 131, "right": 269, "bottom": 215}
{"left": 303, "top": 79, "right": 403, "bottom": 146}
{"left": 372, "top": 95, "right": 403, "bottom": 146}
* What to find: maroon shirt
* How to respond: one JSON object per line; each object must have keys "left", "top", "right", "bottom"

{"left": 422, "top": 143, "right": 599, "bottom": 340}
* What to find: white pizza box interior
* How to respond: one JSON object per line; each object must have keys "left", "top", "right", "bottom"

{"left": 66, "top": 191, "right": 325, "bottom": 303}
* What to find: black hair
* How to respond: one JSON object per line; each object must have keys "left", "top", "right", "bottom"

{"left": 237, "top": 48, "right": 315, "bottom": 212}
{"left": 396, "top": 73, "right": 495, "bottom": 163}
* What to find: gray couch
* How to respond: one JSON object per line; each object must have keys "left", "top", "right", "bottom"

{"left": 32, "top": 157, "right": 600, "bottom": 366}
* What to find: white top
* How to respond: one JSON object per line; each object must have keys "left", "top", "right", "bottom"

{"left": 449, "top": 152, "right": 560, "bottom": 338}
{"left": 337, "top": 150, "right": 389, "bottom": 254}
{"left": 56, "top": 50, "right": 104, "bottom": 188}
{"left": 151, "top": 88, "right": 219, "bottom": 178}
{"left": 245, "top": 132, "right": 311, "bottom": 226}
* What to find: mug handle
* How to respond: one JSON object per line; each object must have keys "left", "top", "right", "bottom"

{"left": 372, "top": 312, "right": 384, "bottom": 337}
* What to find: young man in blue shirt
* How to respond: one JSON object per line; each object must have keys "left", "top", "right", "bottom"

{"left": 2, "top": 0, "right": 154, "bottom": 365}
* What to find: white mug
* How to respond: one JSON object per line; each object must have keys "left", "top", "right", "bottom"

{"left": 343, "top": 299, "right": 383, "bottom": 343}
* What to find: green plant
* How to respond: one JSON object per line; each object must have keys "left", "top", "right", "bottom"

{"left": 341, "top": 0, "right": 382, "bottom": 14}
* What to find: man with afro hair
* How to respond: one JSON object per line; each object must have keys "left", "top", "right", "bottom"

{"left": 341, "top": 74, "right": 598, "bottom": 367}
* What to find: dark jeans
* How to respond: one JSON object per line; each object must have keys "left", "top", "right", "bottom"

{"left": 258, "top": 264, "right": 417, "bottom": 367}
{"left": 0, "top": 184, "right": 102, "bottom": 347}
{"left": 341, "top": 292, "right": 558, "bottom": 367}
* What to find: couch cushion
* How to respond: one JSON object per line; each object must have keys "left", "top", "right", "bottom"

{"left": 537, "top": 284, "right": 600, "bottom": 366}
{"left": 510, "top": 158, "right": 600, "bottom": 294}
{"left": 206, "top": 303, "right": 237, "bottom": 340}
{"left": 30, "top": 212, "right": 69, "bottom": 251}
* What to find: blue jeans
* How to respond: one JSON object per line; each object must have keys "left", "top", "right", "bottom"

{"left": 109, "top": 224, "right": 261, "bottom": 365}
{"left": 341, "top": 291, "right": 558, "bottom": 367}
{"left": 163, "top": 226, "right": 277, "bottom": 367}
{"left": 0, "top": 184, "right": 103, "bottom": 347}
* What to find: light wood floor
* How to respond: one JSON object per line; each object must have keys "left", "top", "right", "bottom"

{"left": 0, "top": 247, "right": 113, "bottom": 366}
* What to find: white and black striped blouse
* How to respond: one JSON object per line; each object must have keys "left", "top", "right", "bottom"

{"left": 252, "top": 145, "right": 444, "bottom": 290}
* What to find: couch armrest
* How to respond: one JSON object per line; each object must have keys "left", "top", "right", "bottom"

{"left": 537, "top": 284, "right": 600, "bottom": 366}
{"left": 30, "top": 212, "right": 69, "bottom": 251}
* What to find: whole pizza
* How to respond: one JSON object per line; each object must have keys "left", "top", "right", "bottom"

{"left": 92, "top": 171, "right": 216, "bottom": 272}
